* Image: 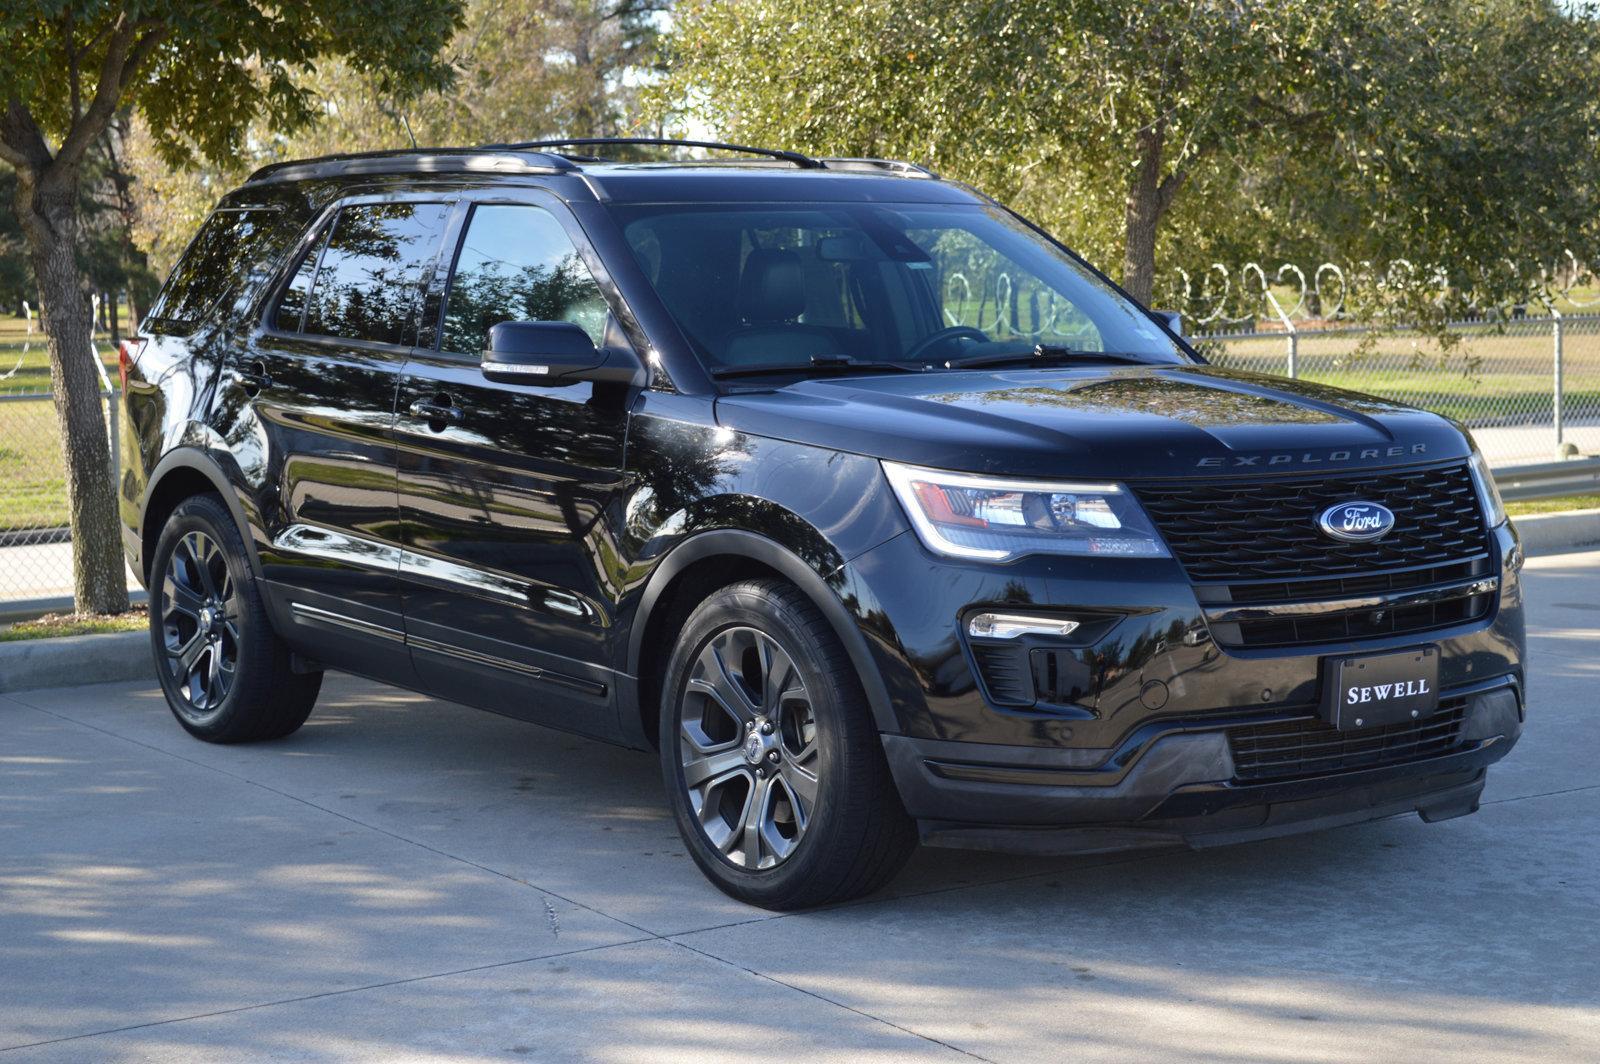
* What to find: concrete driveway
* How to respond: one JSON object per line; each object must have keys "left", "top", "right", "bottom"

{"left": 2, "top": 551, "right": 1597, "bottom": 1063}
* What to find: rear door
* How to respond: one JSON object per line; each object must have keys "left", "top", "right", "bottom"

{"left": 393, "top": 193, "right": 634, "bottom": 732}
{"left": 239, "top": 194, "right": 451, "bottom": 672}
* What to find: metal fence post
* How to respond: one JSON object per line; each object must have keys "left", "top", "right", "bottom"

{"left": 1265, "top": 289, "right": 1298, "bottom": 378}
{"left": 90, "top": 338, "right": 119, "bottom": 488}
{"left": 1552, "top": 308, "right": 1565, "bottom": 452}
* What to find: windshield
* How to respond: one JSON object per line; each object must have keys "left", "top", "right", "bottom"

{"left": 613, "top": 202, "right": 1187, "bottom": 374}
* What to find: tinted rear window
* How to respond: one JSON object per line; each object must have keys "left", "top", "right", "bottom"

{"left": 147, "top": 208, "right": 285, "bottom": 334}
{"left": 297, "top": 202, "right": 450, "bottom": 346}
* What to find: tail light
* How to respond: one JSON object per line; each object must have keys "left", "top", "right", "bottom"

{"left": 118, "top": 338, "right": 146, "bottom": 391}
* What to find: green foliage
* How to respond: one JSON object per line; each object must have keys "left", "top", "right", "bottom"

{"left": 0, "top": 1, "right": 466, "bottom": 171}
{"left": 120, "top": 0, "right": 666, "bottom": 278}
{"left": 657, "top": 0, "right": 1600, "bottom": 313}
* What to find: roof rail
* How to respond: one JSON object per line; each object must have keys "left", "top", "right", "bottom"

{"left": 817, "top": 157, "right": 939, "bottom": 179}
{"left": 244, "top": 147, "right": 575, "bottom": 186}
{"left": 487, "top": 137, "right": 825, "bottom": 170}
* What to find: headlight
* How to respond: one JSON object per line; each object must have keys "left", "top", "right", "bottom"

{"left": 1467, "top": 450, "right": 1507, "bottom": 527}
{"left": 881, "top": 461, "right": 1169, "bottom": 561}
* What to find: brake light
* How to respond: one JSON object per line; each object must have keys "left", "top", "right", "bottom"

{"left": 118, "top": 338, "right": 146, "bottom": 391}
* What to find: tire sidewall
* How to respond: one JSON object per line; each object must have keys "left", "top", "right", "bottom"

{"left": 660, "top": 584, "right": 859, "bottom": 905}
{"left": 148, "top": 498, "right": 259, "bottom": 739}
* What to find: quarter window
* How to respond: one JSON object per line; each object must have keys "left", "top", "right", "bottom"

{"left": 147, "top": 208, "right": 286, "bottom": 334}
{"left": 282, "top": 202, "right": 450, "bottom": 346}
{"left": 441, "top": 204, "right": 608, "bottom": 356}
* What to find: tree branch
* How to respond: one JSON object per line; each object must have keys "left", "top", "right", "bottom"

{"left": 53, "top": 17, "right": 166, "bottom": 172}
{"left": 65, "top": 13, "right": 82, "bottom": 125}
{"left": 0, "top": 97, "right": 53, "bottom": 171}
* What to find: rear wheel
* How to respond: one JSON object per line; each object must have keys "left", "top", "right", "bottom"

{"left": 149, "top": 495, "right": 321, "bottom": 742}
{"left": 660, "top": 579, "right": 915, "bottom": 909}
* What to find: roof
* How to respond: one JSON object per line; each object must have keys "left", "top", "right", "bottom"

{"left": 239, "top": 139, "right": 971, "bottom": 205}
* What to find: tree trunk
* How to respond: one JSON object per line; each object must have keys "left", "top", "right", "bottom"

{"left": 1122, "top": 124, "right": 1164, "bottom": 307}
{"left": 13, "top": 167, "right": 129, "bottom": 615}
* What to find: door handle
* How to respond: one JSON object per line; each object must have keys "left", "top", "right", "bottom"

{"left": 408, "top": 397, "right": 462, "bottom": 429}
{"left": 238, "top": 359, "right": 271, "bottom": 396}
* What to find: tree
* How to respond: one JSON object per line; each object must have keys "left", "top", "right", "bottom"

{"left": 0, "top": 1, "right": 464, "bottom": 614}
{"left": 658, "top": 0, "right": 1600, "bottom": 308}
{"left": 122, "top": 0, "right": 668, "bottom": 282}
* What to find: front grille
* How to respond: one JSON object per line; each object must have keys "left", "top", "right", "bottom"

{"left": 1135, "top": 462, "right": 1491, "bottom": 583}
{"left": 1227, "top": 696, "right": 1469, "bottom": 781}
{"left": 1199, "top": 557, "right": 1497, "bottom": 648}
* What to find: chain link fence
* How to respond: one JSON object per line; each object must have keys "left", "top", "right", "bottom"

{"left": 0, "top": 335, "right": 136, "bottom": 612}
{"left": 1193, "top": 313, "right": 1600, "bottom": 469}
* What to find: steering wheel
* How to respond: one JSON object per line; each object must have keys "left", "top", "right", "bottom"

{"left": 903, "top": 326, "right": 990, "bottom": 363}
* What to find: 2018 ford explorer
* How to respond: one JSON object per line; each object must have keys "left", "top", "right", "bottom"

{"left": 119, "top": 139, "right": 1526, "bottom": 909}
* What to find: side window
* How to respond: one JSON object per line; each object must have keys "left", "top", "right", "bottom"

{"left": 441, "top": 204, "right": 609, "bottom": 356}
{"left": 273, "top": 223, "right": 328, "bottom": 333}
{"left": 147, "top": 208, "right": 286, "bottom": 334}
{"left": 296, "top": 202, "right": 450, "bottom": 346}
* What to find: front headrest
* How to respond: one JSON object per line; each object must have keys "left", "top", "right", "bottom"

{"left": 738, "top": 249, "right": 805, "bottom": 324}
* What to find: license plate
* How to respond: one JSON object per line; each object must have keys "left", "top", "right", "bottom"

{"left": 1323, "top": 647, "right": 1440, "bottom": 730}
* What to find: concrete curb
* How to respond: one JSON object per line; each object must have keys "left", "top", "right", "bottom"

{"left": 0, "top": 630, "right": 151, "bottom": 694}
{"left": 1513, "top": 508, "right": 1600, "bottom": 555}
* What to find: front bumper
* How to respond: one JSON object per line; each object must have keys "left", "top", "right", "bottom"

{"left": 883, "top": 677, "right": 1522, "bottom": 854}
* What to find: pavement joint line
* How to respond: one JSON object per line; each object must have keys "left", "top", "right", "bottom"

{"left": 666, "top": 937, "right": 998, "bottom": 1063}
{"left": 0, "top": 935, "right": 658, "bottom": 1055}
{"left": 1482, "top": 782, "right": 1600, "bottom": 807}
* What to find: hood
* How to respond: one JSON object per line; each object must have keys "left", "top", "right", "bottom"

{"left": 713, "top": 365, "right": 1472, "bottom": 479}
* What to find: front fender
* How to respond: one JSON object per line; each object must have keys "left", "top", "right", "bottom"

{"left": 613, "top": 394, "right": 912, "bottom": 742}
{"left": 624, "top": 527, "right": 903, "bottom": 739}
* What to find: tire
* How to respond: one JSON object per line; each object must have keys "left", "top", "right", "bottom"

{"left": 148, "top": 494, "right": 322, "bottom": 743}
{"left": 660, "top": 578, "right": 916, "bottom": 909}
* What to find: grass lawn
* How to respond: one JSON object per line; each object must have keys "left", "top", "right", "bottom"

{"left": 0, "top": 313, "right": 119, "bottom": 531}
{"left": 0, "top": 610, "right": 145, "bottom": 642}
{"left": 1505, "top": 493, "right": 1600, "bottom": 517}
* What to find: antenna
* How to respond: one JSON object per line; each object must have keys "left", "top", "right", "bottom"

{"left": 399, "top": 113, "right": 418, "bottom": 150}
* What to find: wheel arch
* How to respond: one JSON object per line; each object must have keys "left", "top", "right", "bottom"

{"left": 140, "top": 448, "right": 263, "bottom": 585}
{"left": 623, "top": 529, "right": 900, "bottom": 748}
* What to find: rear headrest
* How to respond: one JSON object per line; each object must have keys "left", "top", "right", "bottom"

{"left": 739, "top": 249, "right": 805, "bottom": 323}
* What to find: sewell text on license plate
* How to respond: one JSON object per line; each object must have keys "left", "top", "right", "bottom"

{"left": 1323, "top": 646, "right": 1440, "bottom": 731}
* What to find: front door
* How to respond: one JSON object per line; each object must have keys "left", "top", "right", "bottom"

{"left": 393, "top": 196, "right": 635, "bottom": 732}
{"left": 241, "top": 195, "right": 450, "bottom": 673}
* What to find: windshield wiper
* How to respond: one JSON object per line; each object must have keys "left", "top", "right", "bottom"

{"left": 942, "top": 343, "right": 1158, "bottom": 371}
{"left": 710, "top": 355, "right": 923, "bottom": 380}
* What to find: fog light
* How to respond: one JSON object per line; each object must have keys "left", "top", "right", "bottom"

{"left": 967, "top": 613, "right": 1080, "bottom": 640}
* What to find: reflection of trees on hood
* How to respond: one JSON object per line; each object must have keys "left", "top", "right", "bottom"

{"left": 928, "top": 375, "right": 1350, "bottom": 426}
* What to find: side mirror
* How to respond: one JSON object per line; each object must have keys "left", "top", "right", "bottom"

{"left": 480, "top": 320, "right": 642, "bottom": 386}
{"left": 1151, "top": 309, "right": 1183, "bottom": 338}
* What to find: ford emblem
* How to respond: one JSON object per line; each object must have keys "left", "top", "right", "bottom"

{"left": 1317, "top": 501, "right": 1396, "bottom": 542}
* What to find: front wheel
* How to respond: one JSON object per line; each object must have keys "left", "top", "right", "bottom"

{"left": 149, "top": 495, "right": 321, "bottom": 743}
{"left": 660, "top": 579, "right": 916, "bottom": 909}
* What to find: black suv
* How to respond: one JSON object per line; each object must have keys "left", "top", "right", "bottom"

{"left": 120, "top": 139, "right": 1525, "bottom": 909}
